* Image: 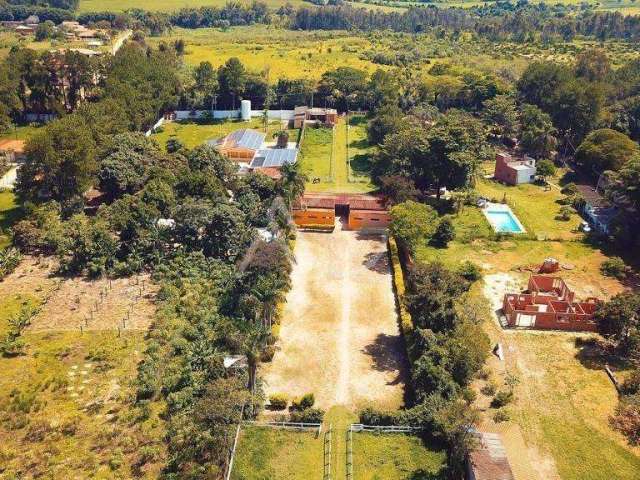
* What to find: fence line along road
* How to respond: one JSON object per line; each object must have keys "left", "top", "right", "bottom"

{"left": 243, "top": 420, "right": 322, "bottom": 433}
{"left": 349, "top": 424, "right": 424, "bottom": 433}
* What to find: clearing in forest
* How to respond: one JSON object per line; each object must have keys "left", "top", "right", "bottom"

{"left": 261, "top": 223, "right": 408, "bottom": 410}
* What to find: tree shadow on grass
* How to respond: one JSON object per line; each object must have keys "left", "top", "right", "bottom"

{"left": 574, "top": 336, "right": 631, "bottom": 371}
{"left": 405, "top": 469, "right": 446, "bottom": 480}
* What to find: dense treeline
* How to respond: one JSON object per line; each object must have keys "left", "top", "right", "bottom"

{"left": 292, "top": 3, "right": 640, "bottom": 42}
{"left": 15, "top": 0, "right": 640, "bottom": 45}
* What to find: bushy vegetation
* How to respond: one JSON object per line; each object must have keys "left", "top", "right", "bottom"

{"left": 365, "top": 260, "right": 490, "bottom": 477}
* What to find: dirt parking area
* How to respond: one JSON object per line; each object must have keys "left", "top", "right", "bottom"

{"left": 261, "top": 224, "right": 408, "bottom": 410}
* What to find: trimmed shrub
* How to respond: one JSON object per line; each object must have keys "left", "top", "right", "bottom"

{"left": 557, "top": 205, "right": 573, "bottom": 221}
{"left": 431, "top": 217, "right": 456, "bottom": 247}
{"left": 290, "top": 408, "right": 324, "bottom": 423}
{"left": 268, "top": 394, "right": 288, "bottom": 410}
{"left": 493, "top": 409, "right": 510, "bottom": 423}
{"left": 291, "top": 393, "right": 315, "bottom": 411}
{"left": 359, "top": 407, "right": 400, "bottom": 426}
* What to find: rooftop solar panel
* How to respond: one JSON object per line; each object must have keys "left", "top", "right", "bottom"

{"left": 250, "top": 148, "right": 298, "bottom": 168}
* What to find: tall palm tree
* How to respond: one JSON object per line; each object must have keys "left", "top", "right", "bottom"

{"left": 251, "top": 276, "right": 288, "bottom": 329}
{"left": 242, "top": 327, "right": 270, "bottom": 394}
{"left": 279, "top": 161, "right": 307, "bottom": 210}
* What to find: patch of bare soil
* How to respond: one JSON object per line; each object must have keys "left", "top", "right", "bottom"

{"left": 1, "top": 256, "right": 157, "bottom": 332}
{"left": 261, "top": 222, "right": 407, "bottom": 410}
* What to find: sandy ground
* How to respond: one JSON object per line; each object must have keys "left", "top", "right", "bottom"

{"left": 0, "top": 256, "right": 156, "bottom": 332}
{"left": 261, "top": 221, "right": 408, "bottom": 410}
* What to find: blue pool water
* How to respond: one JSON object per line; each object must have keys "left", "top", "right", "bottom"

{"left": 485, "top": 210, "right": 524, "bottom": 233}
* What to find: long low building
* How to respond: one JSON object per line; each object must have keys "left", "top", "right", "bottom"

{"left": 293, "top": 193, "right": 390, "bottom": 230}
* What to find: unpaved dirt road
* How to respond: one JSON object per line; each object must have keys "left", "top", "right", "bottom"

{"left": 261, "top": 223, "right": 407, "bottom": 410}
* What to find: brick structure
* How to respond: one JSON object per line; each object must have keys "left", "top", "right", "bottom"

{"left": 292, "top": 193, "right": 390, "bottom": 231}
{"left": 293, "top": 106, "right": 338, "bottom": 129}
{"left": 502, "top": 275, "right": 600, "bottom": 331}
{"left": 494, "top": 152, "right": 536, "bottom": 185}
{"left": 466, "top": 432, "right": 515, "bottom": 480}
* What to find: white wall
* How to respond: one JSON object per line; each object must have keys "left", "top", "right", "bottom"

{"left": 172, "top": 109, "right": 295, "bottom": 121}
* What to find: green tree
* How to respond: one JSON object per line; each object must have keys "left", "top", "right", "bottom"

{"left": 389, "top": 200, "right": 438, "bottom": 252}
{"left": 17, "top": 115, "right": 97, "bottom": 203}
{"left": 575, "top": 129, "right": 640, "bottom": 173}
{"left": 431, "top": 217, "right": 456, "bottom": 247}
{"left": 519, "top": 104, "right": 558, "bottom": 159}
{"left": 535, "top": 159, "right": 556, "bottom": 183}
{"left": 278, "top": 161, "right": 307, "bottom": 210}
{"left": 217, "top": 57, "right": 246, "bottom": 109}
{"left": 483, "top": 94, "right": 519, "bottom": 137}
{"left": 595, "top": 292, "right": 640, "bottom": 357}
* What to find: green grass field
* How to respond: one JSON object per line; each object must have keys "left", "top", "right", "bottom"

{"left": 352, "top": 432, "right": 446, "bottom": 480}
{"left": 147, "top": 27, "right": 383, "bottom": 80}
{"left": 231, "top": 425, "right": 325, "bottom": 480}
{"left": 300, "top": 118, "right": 375, "bottom": 194}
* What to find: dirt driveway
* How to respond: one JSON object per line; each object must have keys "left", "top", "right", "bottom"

{"left": 261, "top": 223, "right": 408, "bottom": 410}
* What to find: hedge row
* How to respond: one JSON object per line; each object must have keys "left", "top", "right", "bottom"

{"left": 387, "top": 236, "right": 415, "bottom": 359}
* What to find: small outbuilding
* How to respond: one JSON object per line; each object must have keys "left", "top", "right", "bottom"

{"left": 0, "top": 139, "right": 26, "bottom": 163}
{"left": 293, "top": 106, "right": 338, "bottom": 129}
{"left": 494, "top": 152, "right": 536, "bottom": 185}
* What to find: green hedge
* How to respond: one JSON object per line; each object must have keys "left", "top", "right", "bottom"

{"left": 387, "top": 236, "right": 415, "bottom": 358}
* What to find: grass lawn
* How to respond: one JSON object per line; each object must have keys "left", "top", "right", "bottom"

{"left": 151, "top": 118, "right": 296, "bottom": 151}
{"left": 0, "top": 191, "right": 24, "bottom": 249}
{"left": 0, "top": 330, "right": 165, "bottom": 478}
{"left": 483, "top": 328, "right": 640, "bottom": 480}
{"left": 475, "top": 176, "right": 581, "bottom": 241}
{"left": 299, "top": 125, "right": 334, "bottom": 186}
{"left": 352, "top": 432, "right": 446, "bottom": 480}
{"left": 301, "top": 118, "right": 375, "bottom": 194}
{"left": 0, "top": 292, "right": 40, "bottom": 336}
{"left": 0, "top": 124, "right": 42, "bottom": 142}
{"left": 231, "top": 425, "right": 324, "bottom": 480}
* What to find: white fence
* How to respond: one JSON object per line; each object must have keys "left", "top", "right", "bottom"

{"left": 172, "top": 109, "right": 295, "bottom": 121}
{"left": 243, "top": 420, "right": 322, "bottom": 433}
{"left": 349, "top": 424, "right": 423, "bottom": 433}
{"left": 144, "top": 117, "right": 165, "bottom": 137}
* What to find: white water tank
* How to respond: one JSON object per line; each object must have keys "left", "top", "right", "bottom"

{"left": 240, "top": 99, "right": 251, "bottom": 121}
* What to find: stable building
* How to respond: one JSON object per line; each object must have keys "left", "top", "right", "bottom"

{"left": 293, "top": 193, "right": 390, "bottom": 231}
{"left": 209, "top": 128, "right": 266, "bottom": 162}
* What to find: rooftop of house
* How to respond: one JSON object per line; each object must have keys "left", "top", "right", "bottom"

{"left": 212, "top": 128, "right": 266, "bottom": 151}
{"left": 0, "top": 139, "right": 26, "bottom": 154}
{"left": 468, "top": 432, "right": 515, "bottom": 480}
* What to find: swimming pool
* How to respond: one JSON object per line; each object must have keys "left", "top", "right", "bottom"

{"left": 483, "top": 204, "right": 526, "bottom": 233}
